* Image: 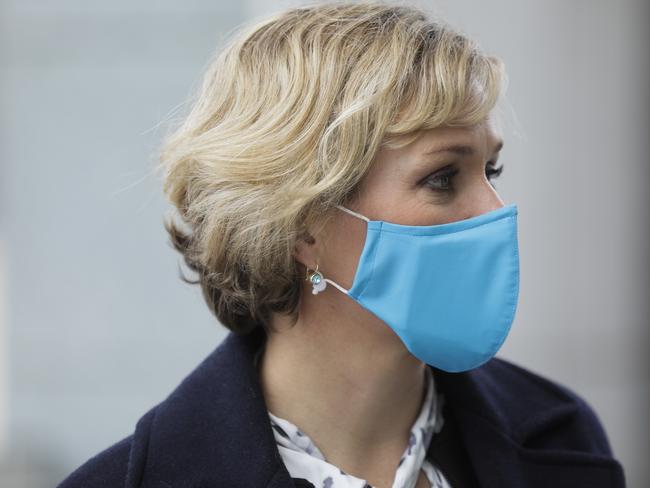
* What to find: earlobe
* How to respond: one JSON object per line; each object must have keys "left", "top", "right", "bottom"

{"left": 293, "top": 233, "right": 332, "bottom": 295}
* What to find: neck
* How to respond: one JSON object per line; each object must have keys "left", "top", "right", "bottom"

{"left": 258, "top": 298, "right": 427, "bottom": 484}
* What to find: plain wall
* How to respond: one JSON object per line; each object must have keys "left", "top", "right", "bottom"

{"left": 1, "top": 0, "right": 648, "bottom": 486}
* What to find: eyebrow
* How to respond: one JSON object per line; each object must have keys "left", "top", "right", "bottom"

{"left": 422, "top": 140, "right": 504, "bottom": 156}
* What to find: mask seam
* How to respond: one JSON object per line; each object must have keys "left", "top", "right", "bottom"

{"left": 375, "top": 212, "right": 516, "bottom": 237}
{"left": 503, "top": 218, "right": 521, "bottom": 337}
{"left": 487, "top": 217, "right": 520, "bottom": 356}
{"left": 353, "top": 223, "right": 383, "bottom": 300}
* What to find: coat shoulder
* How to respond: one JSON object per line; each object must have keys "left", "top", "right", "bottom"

{"left": 479, "top": 356, "right": 614, "bottom": 456}
{"left": 56, "top": 434, "right": 132, "bottom": 488}
{"left": 56, "top": 405, "right": 157, "bottom": 488}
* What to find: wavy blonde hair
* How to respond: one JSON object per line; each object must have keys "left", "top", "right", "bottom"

{"left": 157, "top": 0, "right": 507, "bottom": 335}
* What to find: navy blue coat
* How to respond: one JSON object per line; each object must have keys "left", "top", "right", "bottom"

{"left": 57, "top": 326, "right": 626, "bottom": 487}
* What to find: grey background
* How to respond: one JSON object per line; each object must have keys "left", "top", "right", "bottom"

{"left": 1, "top": 0, "right": 648, "bottom": 486}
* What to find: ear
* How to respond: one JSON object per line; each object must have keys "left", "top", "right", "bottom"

{"left": 293, "top": 229, "right": 318, "bottom": 271}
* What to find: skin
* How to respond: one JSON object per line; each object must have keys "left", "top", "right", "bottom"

{"left": 258, "top": 112, "right": 505, "bottom": 488}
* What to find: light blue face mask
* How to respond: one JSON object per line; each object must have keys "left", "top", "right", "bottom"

{"left": 312, "top": 204, "right": 520, "bottom": 373}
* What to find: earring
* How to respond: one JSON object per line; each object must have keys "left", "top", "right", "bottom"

{"left": 305, "top": 262, "right": 327, "bottom": 295}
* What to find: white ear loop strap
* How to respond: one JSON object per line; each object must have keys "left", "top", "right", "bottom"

{"left": 315, "top": 205, "right": 370, "bottom": 295}
{"left": 335, "top": 205, "right": 370, "bottom": 222}
{"left": 323, "top": 277, "right": 350, "bottom": 295}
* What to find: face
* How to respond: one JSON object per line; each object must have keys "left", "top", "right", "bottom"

{"left": 353, "top": 113, "right": 505, "bottom": 227}
{"left": 291, "top": 112, "right": 506, "bottom": 336}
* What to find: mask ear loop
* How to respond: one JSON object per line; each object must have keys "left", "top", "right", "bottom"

{"left": 304, "top": 205, "right": 370, "bottom": 296}
{"left": 335, "top": 205, "right": 370, "bottom": 223}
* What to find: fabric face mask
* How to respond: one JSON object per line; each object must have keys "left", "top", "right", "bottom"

{"left": 315, "top": 204, "right": 520, "bottom": 373}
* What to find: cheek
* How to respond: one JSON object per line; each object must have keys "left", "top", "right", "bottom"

{"left": 320, "top": 213, "right": 367, "bottom": 288}
{"left": 358, "top": 172, "right": 417, "bottom": 220}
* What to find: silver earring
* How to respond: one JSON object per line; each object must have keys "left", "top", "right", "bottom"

{"left": 305, "top": 262, "right": 327, "bottom": 295}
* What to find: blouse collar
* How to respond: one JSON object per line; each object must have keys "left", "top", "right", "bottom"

{"left": 255, "top": 345, "right": 445, "bottom": 487}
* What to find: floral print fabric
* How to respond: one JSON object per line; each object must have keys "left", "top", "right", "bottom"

{"left": 254, "top": 347, "right": 452, "bottom": 488}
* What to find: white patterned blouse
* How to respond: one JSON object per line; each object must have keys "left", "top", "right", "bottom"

{"left": 253, "top": 346, "right": 453, "bottom": 488}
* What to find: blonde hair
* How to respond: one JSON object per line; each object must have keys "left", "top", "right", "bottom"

{"left": 157, "top": 0, "right": 507, "bottom": 334}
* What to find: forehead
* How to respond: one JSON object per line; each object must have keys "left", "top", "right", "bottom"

{"left": 415, "top": 115, "right": 503, "bottom": 155}
{"left": 376, "top": 116, "right": 503, "bottom": 171}
{"left": 356, "top": 114, "right": 504, "bottom": 195}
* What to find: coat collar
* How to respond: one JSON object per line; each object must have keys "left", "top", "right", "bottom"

{"left": 132, "top": 327, "right": 625, "bottom": 488}
{"left": 430, "top": 357, "right": 626, "bottom": 487}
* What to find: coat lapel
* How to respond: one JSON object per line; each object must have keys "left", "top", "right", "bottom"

{"left": 135, "top": 326, "right": 294, "bottom": 487}
{"left": 132, "top": 328, "right": 625, "bottom": 488}
{"left": 430, "top": 361, "right": 626, "bottom": 487}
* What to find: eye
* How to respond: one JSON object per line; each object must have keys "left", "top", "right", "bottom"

{"left": 485, "top": 163, "right": 504, "bottom": 188}
{"left": 423, "top": 167, "right": 459, "bottom": 192}
{"left": 423, "top": 163, "right": 505, "bottom": 193}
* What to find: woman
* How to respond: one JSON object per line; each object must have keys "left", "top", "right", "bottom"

{"left": 58, "top": 2, "right": 626, "bottom": 487}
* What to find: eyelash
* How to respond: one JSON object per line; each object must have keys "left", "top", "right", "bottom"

{"left": 423, "top": 163, "right": 504, "bottom": 193}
